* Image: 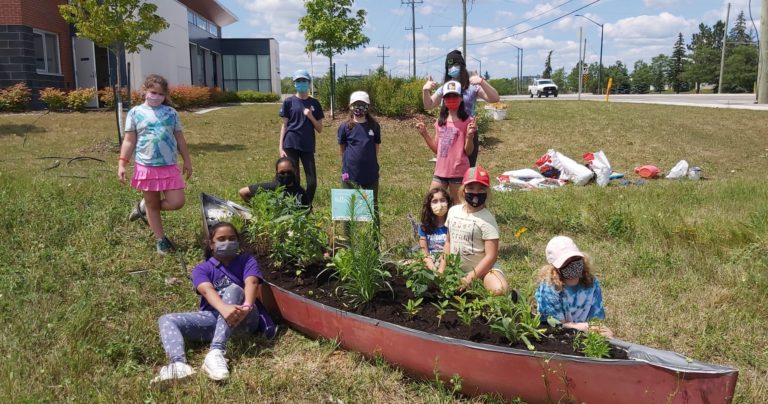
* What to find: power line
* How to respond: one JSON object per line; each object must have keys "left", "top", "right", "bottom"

{"left": 403, "top": 0, "right": 423, "bottom": 77}
{"left": 377, "top": 45, "right": 390, "bottom": 70}
{"left": 468, "top": 0, "right": 579, "bottom": 42}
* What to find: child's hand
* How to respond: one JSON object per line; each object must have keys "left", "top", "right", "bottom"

{"left": 467, "top": 120, "right": 477, "bottom": 138}
{"left": 415, "top": 120, "right": 428, "bottom": 136}
{"left": 117, "top": 166, "right": 127, "bottom": 184}
{"left": 221, "top": 304, "right": 246, "bottom": 327}
{"left": 469, "top": 73, "right": 483, "bottom": 85}
{"left": 423, "top": 75, "right": 437, "bottom": 91}
{"left": 183, "top": 162, "right": 192, "bottom": 180}
{"left": 279, "top": 148, "right": 287, "bottom": 158}
{"left": 303, "top": 108, "right": 312, "bottom": 117}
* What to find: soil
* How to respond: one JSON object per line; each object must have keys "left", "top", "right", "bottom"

{"left": 261, "top": 261, "right": 628, "bottom": 360}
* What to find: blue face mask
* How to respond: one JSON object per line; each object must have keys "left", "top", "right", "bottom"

{"left": 295, "top": 81, "right": 310, "bottom": 93}
{"left": 448, "top": 66, "right": 461, "bottom": 78}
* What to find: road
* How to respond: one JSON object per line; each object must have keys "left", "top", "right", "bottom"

{"left": 499, "top": 93, "right": 768, "bottom": 111}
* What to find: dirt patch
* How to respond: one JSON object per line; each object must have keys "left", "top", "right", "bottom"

{"left": 262, "top": 261, "right": 627, "bottom": 359}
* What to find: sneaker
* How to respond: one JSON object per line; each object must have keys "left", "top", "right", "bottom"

{"left": 202, "top": 349, "right": 229, "bottom": 381}
{"left": 151, "top": 362, "right": 195, "bottom": 384}
{"left": 128, "top": 199, "right": 147, "bottom": 223}
{"left": 156, "top": 236, "right": 175, "bottom": 255}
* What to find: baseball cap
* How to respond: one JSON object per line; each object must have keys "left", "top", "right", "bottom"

{"left": 462, "top": 166, "right": 490, "bottom": 187}
{"left": 292, "top": 69, "right": 311, "bottom": 82}
{"left": 446, "top": 50, "right": 466, "bottom": 68}
{"left": 442, "top": 80, "right": 462, "bottom": 97}
{"left": 545, "top": 236, "right": 585, "bottom": 268}
{"left": 349, "top": 91, "right": 370, "bottom": 105}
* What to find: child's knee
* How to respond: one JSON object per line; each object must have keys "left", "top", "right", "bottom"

{"left": 158, "top": 313, "right": 175, "bottom": 328}
{"left": 221, "top": 284, "right": 244, "bottom": 304}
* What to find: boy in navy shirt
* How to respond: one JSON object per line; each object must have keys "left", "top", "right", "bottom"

{"left": 279, "top": 69, "right": 324, "bottom": 206}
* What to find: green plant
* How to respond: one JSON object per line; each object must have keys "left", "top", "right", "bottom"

{"left": 0, "top": 82, "right": 31, "bottom": 112}
{"left": 436, "top": 254, "right": 464, "bottom": 300}
{"left": 235, "top": 90, "right": 280, "bottom": 103}
{"left": 573, "top": 324, "right": 612, "bottom": 359}
{"left": 169, "top": 85, "right": 211, "bottom": 108}
{"left": 431, "top": 300, "right": 451, "bottom": 328}
{"left": 38, "top": 87, "right": 67, "bottom": 111}
{"left": 403, "top": 298, "right": 422, "bottom": 318}
{"left": 66, "top": 87, "right": 96, "bottom": 111}
{"left": 451, "top": 295, "right": 474, "bottom": 326}
{"left": 401, "top": 255, "right": 435, "bottom": 298}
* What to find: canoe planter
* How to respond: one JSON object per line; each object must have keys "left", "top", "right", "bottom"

{"left": 260, "top": 282, "right": 738, "bottom": 404}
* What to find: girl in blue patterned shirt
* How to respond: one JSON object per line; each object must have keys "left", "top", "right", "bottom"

{"left": 118, "top": 74, "right": 192, "bottom": 254}
{"left": 535, "top": 236, "right": 613, "bottom": 337}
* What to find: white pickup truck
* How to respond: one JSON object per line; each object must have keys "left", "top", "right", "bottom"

{"left": 528, "top": 79, "right": 558, "bottom": 98}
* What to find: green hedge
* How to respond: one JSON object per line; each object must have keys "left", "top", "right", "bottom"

{"left": 235, "top": 90, "right": 280, "bottom": 103}
{"left": 316, "top": 73, "right": 424, "bottom": 118}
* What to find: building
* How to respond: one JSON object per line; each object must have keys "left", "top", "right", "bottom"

{"left": 0, "top": 0, "right": 280, "bottom": 107}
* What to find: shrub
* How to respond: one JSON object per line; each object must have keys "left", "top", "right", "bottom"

{"left": 38, "top": 87, "right": 67, "bottom": 111}
{"left": 0, "top": 82, "right": 32, "bottom": 112}
{"left": 99, "top": 87, "right": 142, "bottom": 109}
{"left": 66, "top": 87, "right": 96, "bottom": 112}
{"left": 169, "top": 85, "right": 211, "bottom": 109}
{"left": 316, "top": 73, "right": 424, "bottom": 118}
{"left": 235, "top": 90, "right": 279, "bottom": 103}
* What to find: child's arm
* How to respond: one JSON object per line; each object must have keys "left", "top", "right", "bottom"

{"left": 438, "top": 233, "right": 450, "bottom": 274}
{"left": 464, "top": 118, "right": 476, "bottom": 156}
{"left": 117, "top": 131, "right": 137, "bottom": 183}
{"left": 422, "top": 75, "right": 440, "bottom": 109}
{"left": 416, "top": 121, "right": 438, "bottom": 154}
{"left": 418, "top": 237, "right": 437, "bottom": 270}
{"left": 462, "top": 239, "right": 498, "bottom": 287}
{"left": 471, "top": 75, "right": 501, "bottom": 103}
{"left": 304, "top": 108, "right": 323, "bottom": 133}
{"left": 174, "top": 130, "right": 192, "bottom": 179}
{"left": 279, "top": 118, "right": 288, "bottom": 157}
{"left": 237, "top": 275, "right": 260, "bottom": 322}
{"left": 197, "top": 282, "right": 245, "bottom": 327}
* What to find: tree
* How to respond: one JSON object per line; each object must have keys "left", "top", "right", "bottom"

{"left": 299, "top": 0, "right": 369, "bottom": 113}
{"left": 631, "top": 60, "right": 653, "bottom": 94}
{"left": 670, "top": 33, "right": 686, "bottom": 93}
{"left": 685, "top": 23, "right": 721, "bottom": 93}
{"left": 542, "top": 50, "right": 553, "bottom": 78}
{"left": 650, "top": 54, "right": 670, "bottom": 92}
{"left": 723, "top": 43, "right": 758, "bottom": 92}
{"left": 605, "top": 61, "right": 630, "bottom": 94}
{"left": 483, "top": 71, "right": 491, "bottom": 81}
{"left": 551, "top": 67, "right": 566, "bottom": 93}
{"left": 60, "top": 0, "right": 168, "bottom": 144}
{"left": 728, "top": 11, "right": 752, "bottom": 45}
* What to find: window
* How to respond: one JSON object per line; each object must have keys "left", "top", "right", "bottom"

{"left": 33, "top": 30, "right": 61, "bottom": 75}
{"left": 222, "top": 54, "right": 272, "bottom": 92}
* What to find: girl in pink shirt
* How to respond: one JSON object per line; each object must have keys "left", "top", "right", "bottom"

{"left": 416, "top": 80, "right": 477, "bottom": 204}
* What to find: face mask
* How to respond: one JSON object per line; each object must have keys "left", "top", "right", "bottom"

{"left": 214, "top": 240, "right": 239, "bottom": 258}
{"left": 444, "top": 97, "right": 461, "bottom": 111}
{"left": 146, "top": 92, "right": 164, "bottom": 107}
{"left": 559, "top": 258, "right": 584, "bottom": 280}
{"left": 431, "top": 202, "right": 448, "bottom": 216}
{"left": 448, "top": 66, "right": 461, "bottom": 78}
{"left": 294, "top": 81, "right": 310, "bottom": 93}
{"left": 276, "top": 172, "right": 295, "bottom": 186}
{"left": 352, "top": 104, "right": 368, "bottom": 117}
{"left": 464, "top": 192, "right": 487, "bottom": 208}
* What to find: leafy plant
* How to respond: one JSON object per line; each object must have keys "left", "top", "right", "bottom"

{"left": 436, "top": 253, "right": 464, "bottom": 300}
{"left": 486, "top": 293, "right": 546, "bottom": 351}
{"left": 401, "top": 255, "right": 435, "bottom": 298}
{"left": 66, "top": 87, "right": 96, "bottom": 111}
{"left": 573, "top": 324, "right": 612, "bottom": 359}
{"left": 431, "top": 300, "right": 451, "bottom": 328}
{"left": 403, "top": 298, "right": 422, "bottom": 318}
{"left": 451, "top": 295, "right": 475, "bottom": 326}
{"left": 39, "top": 87, "right": 67, "bottom": 111}
{"left": 0, "top": 82, "right": 31, "bottom": 112}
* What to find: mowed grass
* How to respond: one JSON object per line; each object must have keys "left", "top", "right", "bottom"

{"left": 1, "top": 100, "right": 767, "bottom": 402}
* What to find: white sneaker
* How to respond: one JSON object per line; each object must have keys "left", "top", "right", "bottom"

{"left": 151, "top": 362, "right": 195, "bottom": 383}
{"left": 202, "top": 349, "right": 229, "bottom": 381}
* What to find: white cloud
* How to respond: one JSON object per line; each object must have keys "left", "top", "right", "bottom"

{"left": 643, "top": 0, "right": 677, "bottom": 7}
{"left": 604, "top": 13, "right": 698, "bottom": 41}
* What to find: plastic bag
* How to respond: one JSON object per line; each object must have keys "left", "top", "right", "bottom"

{"left": 587, "top": 150, "right": 612, "bottom": 187}
{"left": 666, "top": 160, "right": 689, "bottom": 179}
{"left": 547, "top": 149, "right": 594, "bottom": 186}
{"left": 502, "top": 168, "right": 544, "bottom": 180}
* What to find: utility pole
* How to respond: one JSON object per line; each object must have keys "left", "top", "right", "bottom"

{"left": 462, "top": 0, "right": 468, "bottom": 58}
{"left": 403, "top": 0, "right": 422, "bottom": 78}
{"left": 718, "top": 3, "right": 731, "bottom": 94}
{"left": 578, "top": 27, "right": 583, "bottom": 100}
{"left": 758, "top": 0, "right": 768, "bottom": 103}
{"left": 378, "top": 45, "right": 390, "bottom": 70}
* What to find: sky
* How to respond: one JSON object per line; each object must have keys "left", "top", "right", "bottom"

{"left": 217, "top": 0, "right": 761, "bottom": 79}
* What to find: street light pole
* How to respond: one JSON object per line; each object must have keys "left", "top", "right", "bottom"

{"left": 576, "top": 14, "right": 604, "bottom": 94}
{"left": 504, "top": 40, "right": 523, "bottom": 95}
{"left": 470, "top": 56, "right": 482, "bottom": 77}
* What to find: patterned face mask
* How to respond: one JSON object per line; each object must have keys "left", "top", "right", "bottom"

{"left": 559, "top": 258, "right": 584, "bottom": 280}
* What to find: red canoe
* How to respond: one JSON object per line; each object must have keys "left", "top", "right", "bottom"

{"left": 261, "top": 282, "right": 738, "bottom": 403}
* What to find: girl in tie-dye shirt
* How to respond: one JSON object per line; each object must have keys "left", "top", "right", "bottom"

{"left": 535, "top": 236, "right": 614, "bottom": 337}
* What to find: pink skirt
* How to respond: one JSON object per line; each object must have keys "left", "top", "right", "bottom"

{"left": 131, "top": 163, "right": 185, "bottom": 192}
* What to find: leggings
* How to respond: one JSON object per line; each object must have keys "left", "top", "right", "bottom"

{"left": 158, "top": 284, "right": 260, "bottom": 363}
{"left": 283, "top": 148, "right": 317, "bottom": 206}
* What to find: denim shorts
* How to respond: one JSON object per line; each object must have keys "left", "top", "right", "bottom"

{"left": 432, "top": 175, "right": 463, "bottom": 185}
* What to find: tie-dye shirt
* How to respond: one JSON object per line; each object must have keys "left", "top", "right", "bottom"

{"left": 125, "top": 104, "right": 183, "bottom": 166}
{"left": 535, "top": 277, "right": 606, "bottom": 323}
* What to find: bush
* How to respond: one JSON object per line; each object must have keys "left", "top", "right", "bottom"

{"left": 235, "top": 90, "right": 279, "bottom": 103}
{"left": 317, "top": 73, "right": 424, "bottom": 118}
{"left": 38, "top": 87, "right": 67, "bottom": 111}
{"left": 0, "top": 82, "right": 32, "bottom": 112}
{"left": 169, "top": 85, "right": 211, "bottom": 109}
{"left": 66, "top": 87, "right": 96, "bottom": 112}
{"left": 99, "top": 87, "right": 142, "bottom": 109}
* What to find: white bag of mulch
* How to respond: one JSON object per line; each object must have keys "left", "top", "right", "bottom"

{"left": 666, "top": 160, "right": 689, "bottom": 179}
{"left": 502, "top": 168, "right": 544, "bottom": 181}
{"left": 591, "top": 150, "right": 612, "bottom": 187}
{"left": 547, "top": 149, "right": 594, "bottom": 186}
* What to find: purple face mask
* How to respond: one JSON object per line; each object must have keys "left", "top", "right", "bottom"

{"left": 146, "top": 92, "right": 165, "bottom": 107}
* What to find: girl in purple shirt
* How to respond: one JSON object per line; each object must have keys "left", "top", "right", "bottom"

{"left": 151, "top": 222, "right": 276, "bottom": 384}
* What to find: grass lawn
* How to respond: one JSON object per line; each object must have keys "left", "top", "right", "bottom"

{"left": 1, "top": 101, "right": 766, "bottom": 402}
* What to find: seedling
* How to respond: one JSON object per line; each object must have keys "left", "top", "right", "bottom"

{"left": 402, "top": 256, "right": 436, "bottom": 298}
{"left": 573, "top": 322, "right": 612, "bottom": 359}
{"left": 451, "top": 295, "right": 475, "bottom": 326}
{"left": 437, "top": 254, "right": 464, "bottom": 299}
{"left": 403, "top": 298, "right": 423, "bottom": 318}
{"left": 431, "top": 300, "right": 451, "bottom": 328}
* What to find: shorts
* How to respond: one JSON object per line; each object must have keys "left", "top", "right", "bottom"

{"left": 432, "top": 175, "right": 463, "bottom": 185}
{"left": 131, "top": 163, "right": 185, "bottom": 192}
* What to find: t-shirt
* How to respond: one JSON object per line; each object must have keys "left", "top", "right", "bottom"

{"left": 417, "top": 225, "right": 448, "bottom": 256}
{"left": 338, "top": 121, "right": 381, "bottom": 185}
{"left": 535, "top": 278, "right": 606, "bottom": 324}
{"left": 191, "top": 254, "right": 262, "bottom": 312}
{"left": 434, "top": 117, "right": 473, "bottom": 179}
{"left": 435, "top": 83, "right": 481, "bottom": 116}
{"left": 125, "top": 104, "right": 183, "bottom": 166}
{"left": 247, "top": 180, "right": 307, "bottom": 206}
{"left": 445, "top": 204, "right": 499, "bottom": 273}
{"left": 279, "top": 95, "right": 324, "bottom": 153}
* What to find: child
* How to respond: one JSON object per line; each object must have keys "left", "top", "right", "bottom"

{"left": 440, "top": 166, "right": 509, "bottom": 295}
{"left": 338, "top": 91, "right": 381, "bottom": 216}
{"left": 152, "top": 222, "right": 277, "bottom": 383}
{"left": 279, "top": 69, "right": 324, "bottom": 206}
{"left": 119, "top": 74, "right": 192, "bottom": 255}
{"left": 418, "top": 188, "right": 451, "bottom": 271}
{"left": 535, "top": 236, "right": 613, "bottom": 337}
{"left": 239, "top": 157, "right": 307, "bottom": 206}
{"left": 416, "top": 80, "right": 477, "bottom": 204}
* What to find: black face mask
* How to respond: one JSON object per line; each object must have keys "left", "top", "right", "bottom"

{"left": 276, "top": 172, "right": 295, "bottom": 186}
{"left": 464, "top": 192, "right": 487, "bottom": 207}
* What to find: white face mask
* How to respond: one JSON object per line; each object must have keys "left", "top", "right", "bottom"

{"left": 431, "top": 202, "right": 448, "bottom": 216}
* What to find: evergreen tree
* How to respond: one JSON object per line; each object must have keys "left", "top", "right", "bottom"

{"left": 685, "top": 23, "right": 721, "bottom": 93}
{"left": 542, "top": 50, "right": 553, "bottom": 78}
{"left": 605, "top": 61, "right": 630, "bottom": 94}
{"left": 670, "top": 33, "right": 686, "bottom": 93}
{"left": 631, "top": 60, "right": 653, "bottom": 94}
{"left": 650, "top": 54, "right": 670, "bottom": 92}
{"left": 483, "top": 71, "right": 491, "bottom": 80}
{"left": 728, "top": 11, "right": 752, "bottom": 45}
